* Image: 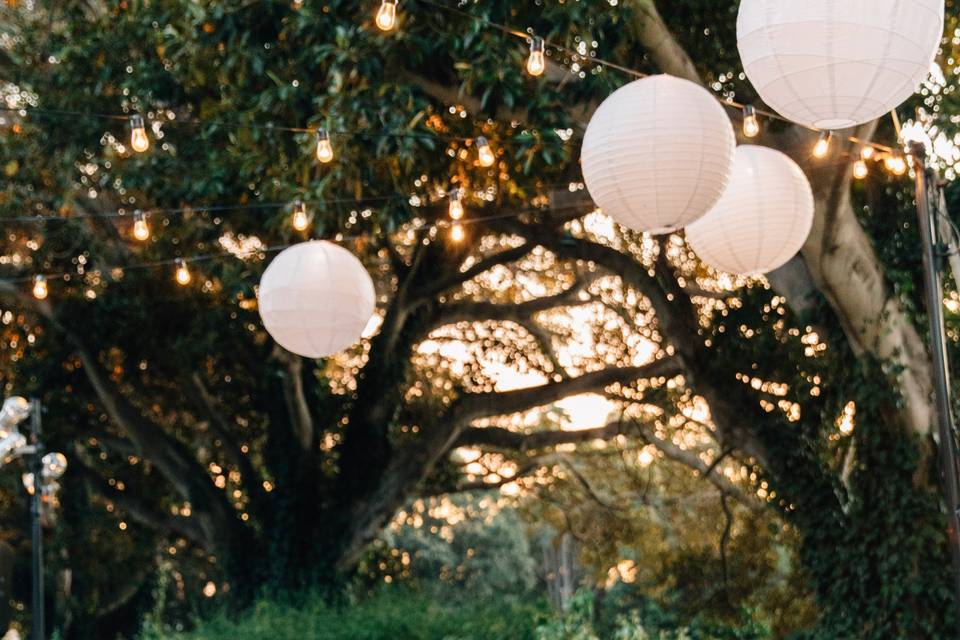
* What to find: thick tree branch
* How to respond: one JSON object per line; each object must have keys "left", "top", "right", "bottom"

{"left": 451, "top": 358, "right": 681, "bottom": 425}
{"left": 272, "top": 348, "right": 316, "bottom": 452}
{"left": 457, "top": 421, "right": 624, "bottom": 450}
{"left": 72, "top": 457, "right": 207, "bottom": 547}
{"left": 188, "top": 373, "right": 267, "bottom": 507}
{"left": 435, "top": 275, "right": 594, "bottom": 326}
{"left": 0, "top": 281, "right": 239, "bottom": 551}
{"left": 419, "top": 242, "right": 535, "bottom": 299}
{"left": 628, "top": 0, "right": 702, "bottom": 83}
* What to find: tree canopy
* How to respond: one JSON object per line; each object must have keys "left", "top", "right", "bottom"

{"left": 2, "top": 1, "right": 960, "bottom": 638}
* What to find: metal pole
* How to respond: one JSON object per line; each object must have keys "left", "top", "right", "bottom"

{"left": 29, "top": 399, "right": 44, "bottom": 640}
{"left": 911, "top": 142, "right": 960, "bottom": 637}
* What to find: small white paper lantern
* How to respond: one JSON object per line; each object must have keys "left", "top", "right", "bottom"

{"left": 258, "top": 241, "right": 376, "bottom": 358}
{"left": 738, "top": 0, "right": 944, "bottom": 129}
{"left": 580, "top": 75, "right": 736, "bottom": 234}
{"left": 686, "top": 145, "right": 814, "bottom": 276}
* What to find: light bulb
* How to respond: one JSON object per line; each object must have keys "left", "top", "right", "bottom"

{"left": 853, "top": 159, "right": 869, "bottom": 180}
{"left": 812, "top": 131, "right": 831, "bottom": 159}
{"left": 861, "top": 146, "right": 875, "bottom": 161}
{"left": 175, "top": 258, "right": 192, "bottom": 285}
{"left": 292, "top": 201, "right": 310, "bottom": 231}
{"left": 133, "top": 210, "right": 150, "bottom": 241}
{"left": 476, "top": 136, "right": 495, "bottom": 167}
{"left": 0, "top": 397, "right": 30, "bottom": 436}
{"left": 32, "top": 275, "right": 47, "bottom": 300}
{"left": 315, "top": 128, "right": 334, "bottom": 163}
{"left": 527, "top": 36, "right": 545, "bottom": 77}
{"left": 375, "top": 0, "right": 397, "bottom": 31}
{"left": 742, "top": 105, "right": 760, "bottom": 138}
{"left": 130, "top": 115, "right": 149, "bottom": 153}
{"left": 450, "top": 221, "right": 465, "bottom": 243}
{"left": 448, "top": 188, "right": 464, "bottom": 220}
{"left": 22, "top": 472, "right": 35, "bottom": 496}
{"left": 885, "top": 155, "right": 908, "bottom": 176}
{"left": 42, "top": 451, "right": 67, "bottom": 480}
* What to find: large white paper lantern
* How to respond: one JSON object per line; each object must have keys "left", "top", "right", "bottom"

{"left": 580, "top": 75, "right": 736, "bottom": 234}
{"left": 258, "top": 241, "right": 376, "bottom": 358}
{"left": 686, "top": 145, "right": 814, "bottom": 276}
{"left": 738, "top": 0, "right": 944, "bottom": 129}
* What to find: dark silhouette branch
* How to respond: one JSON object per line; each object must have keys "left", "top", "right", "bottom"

{"left": 451, "top": 358, "right": 681, "bottom": 425}
{"left": 457, "top": 421, "right": 623, "bottom": 450}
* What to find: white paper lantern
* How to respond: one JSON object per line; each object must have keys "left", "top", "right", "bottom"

{"left": 738, "top": 0, "right": 944, "bottom": 129}
{"left": 686, "top": 145, "right": 814, "bottom": 276}
{"left": 580, "top": 75, "right": 736, "bottom": 234}
{"left": 258, "top": 241, "right": 376, "bottom": 358}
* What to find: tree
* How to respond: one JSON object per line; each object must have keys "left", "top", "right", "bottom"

{"left": 0, "top": 1, "right": 958, "bottom": 637}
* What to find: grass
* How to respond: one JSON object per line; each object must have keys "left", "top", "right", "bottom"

{"left": 141, "top": 588, "right": 549, "bottom": 640}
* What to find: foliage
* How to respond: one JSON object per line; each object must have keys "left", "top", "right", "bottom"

{"left": 374, "top": 493, "right": 538, "bottom": 597}
{"left": 1, "top": 0, "right": 959, "bottom": 639}
{"left": 140, "top": 588, "right": 549, "bottom": 640}
{"left": 534, "top": 590, "right": 769, "bottom": 640}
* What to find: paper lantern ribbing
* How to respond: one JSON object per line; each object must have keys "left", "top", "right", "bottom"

{"left": 685, "top": 145, "right": 814, "bottom": 276}
{"left": 737, "top": 0, "right": 944, "bottom": 129}
{"left": 580, "top": 75, "right": 736, "bottom": 234}
{"left": 258, "top": 241, "right": 376, "bottom": 358}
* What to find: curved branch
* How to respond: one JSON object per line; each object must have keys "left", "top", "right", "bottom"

{"left": 450, "top": 358, "right": 681, "bottom": 425}
{"left": 457, "top": 420, "right": 623, "bottom": 450}
{"left": 434, "top": 274, "right": 594, "bottom": 326}
{"left": 420, "top": 242, "right": 535, "bottom": 299}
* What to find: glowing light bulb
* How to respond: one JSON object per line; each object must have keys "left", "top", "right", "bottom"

{"left": 742, "top": 105, "right": 760, "bottom": 138}
{"left": 41, "top": 451, "right": 67, "bottom": 479}
{"left": 130, "top": 115, "right": 149, "bottom": 153}
{"left": 448, "top": 188, "right": 464, "bottom": 220}
{"left": 175, "top": 258, "right": 192, "bottom": 285}
{"left": 315, "top": 128, "right": 334, "bottom": 163}
{"left": 527, "top": 36, "right": 545, "bottom": 77}
{"left": 292, "top": 201, "right": 310, "bottom": 231}
{"left": 885, "top": 154, "right": 908, "bottom": 176}
{"left": 132, "top": 210, "right": 150, "bottom": 241}
{"left": 861, "top": 146, "right": 875, "bottom": 161}
{"left": 22, "top": 473, "right": 35, "bottom": 496}
{"left": 853, "top": 159, "right": 869, "bottom": 180}
{"left": 476, "top": 136, "right": 495, "bottom": 167}
{"left": 375, "top": 0, "right": 397, "bottom": 31}
{"left": 812, "top": 131, "right": 831, "bottom": 158}
{"left": 449, "top": 221, "right": 465, "bottom": 243}
{"left": 32, "top": 275, "right": 47, "bottom": 300}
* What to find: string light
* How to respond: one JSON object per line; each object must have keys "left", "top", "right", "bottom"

{"left": 861, "top": 146, "right": 875, "bottom": 161}
{"left": 742, "top": 105, "right": 760, "bottom": 138}
{"left": 292, "top": 201, "right": 310, "bottom": 231}
{"left": 884, "top": 154, "right": 908, "bottom": 176}
{"left": 175, "top": 258, "right": 192, "bottom": 285}
{"left": 132, "top": 210, "right": 150, "bottom": 241}
{"left": 475, "top": 136, "right": 495, "bottom": 167}
{"left": 315, "top": 128, "right": 334, "bottom": 163}
{"left": 526, "top": 37, "right": 546, "bottom": 77}
{"left": 375, "top": 0, "right": 398, "bottom": 31}
{"left": 853, "top": 159, "right": 869, "bottom": 180}
{"left": 14, "top": 201, "right": 599, "bottom": 300}
{"left": 130, "top": 115, "right": 149, "bottom": 153}
{"left": 449, "top": 221, "right": 465, "bottom": 242}
{"left": 812, "top": 131, "right": 832, "bottom": 158}
{"left": 32, "top": 275, "right": 47, "bottom": 300}
{"left": 448, "top": 188, "right": 464, "bottom": 220}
